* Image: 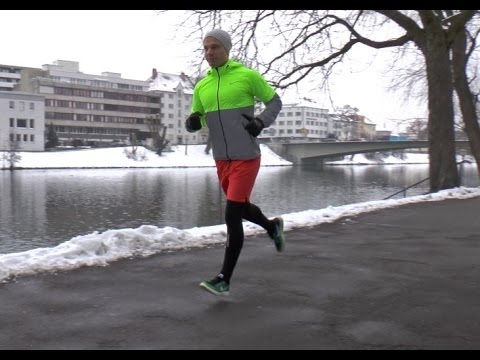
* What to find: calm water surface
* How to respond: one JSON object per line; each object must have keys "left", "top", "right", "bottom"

{"left": 0, "top": 164, "right": 478, "bottom": 254}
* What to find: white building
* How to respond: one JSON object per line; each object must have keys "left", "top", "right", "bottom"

{"left": 0, "top": 91, "right": 45, "bottom": 151}
{"left": 258, "top": 100, "right": 376, "bottom": 142}
{"left": 147, "top": 69, "right": 206, "bottom": 145}
{"left": 259, "top": 101, "right": 332, "bottom": 141}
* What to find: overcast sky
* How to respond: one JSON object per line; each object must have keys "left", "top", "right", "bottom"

{"left": 0, "top": 10, "right": 427, "bottom": 128}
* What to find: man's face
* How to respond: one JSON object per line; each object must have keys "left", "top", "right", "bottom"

{"left": 203, "top": 37, "right": 229, "bottom": 68}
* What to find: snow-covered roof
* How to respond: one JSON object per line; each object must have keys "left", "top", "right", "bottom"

{"left": 281, "top": 96, "right": 330, "bottom": 111}
{"left": 148, "top": 70, "right": 194, "bottom": 94}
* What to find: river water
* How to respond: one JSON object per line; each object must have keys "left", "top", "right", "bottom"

{"left": 0, "top": 164, "right": 478, "bottom": 254}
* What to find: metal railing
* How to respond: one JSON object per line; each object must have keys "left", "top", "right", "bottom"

{"left": 383, "top": 177, "right": 430, "bottom": 200}
{"left": 383, "top": 158, "right": 473, "bottom": 200}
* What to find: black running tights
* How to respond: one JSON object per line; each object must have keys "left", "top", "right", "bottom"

{"left": 220, "top": 200, "right": 275, "bottom": 283}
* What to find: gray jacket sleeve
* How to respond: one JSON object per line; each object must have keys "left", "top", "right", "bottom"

{"left": 257, "top": 93, "right": 282, "bottom": 128}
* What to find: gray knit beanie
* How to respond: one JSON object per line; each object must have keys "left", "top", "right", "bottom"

{"left": 204, "top": 29, "right": 232, "bottom": 54}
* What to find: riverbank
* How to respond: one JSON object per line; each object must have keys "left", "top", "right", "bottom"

{"left": 0, "top": 144, "right": 292, "bottom": 169}
{"left": 1, "top": 144, "right": 446, "bottom": 170}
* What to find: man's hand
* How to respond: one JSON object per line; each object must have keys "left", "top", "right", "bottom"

{"left": 185, "top": 112, "right": 202, "bottom": 133}
{"left": 242, "top": 114, "right": 264, "bottom": 137}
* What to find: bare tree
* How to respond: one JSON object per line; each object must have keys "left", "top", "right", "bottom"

{"left": 169, "top": 10, "right": 480, "bottom": 192}
{"left": 449, "top": 10, "right": 480, "bottom": 178}
{"left": 335, "top": 104, "right": 359, "bottom": 140}
{"left": 146, "top": 114, "right": 169, "bottom": 156}
{"left": 123, "top": 131, "right": 140, "bottom": 160}
{"left": 406, "top": 118, "right": 428, "bottom": 140}
{"left": 1, "top": 140, "right": 22, "bottom": 170}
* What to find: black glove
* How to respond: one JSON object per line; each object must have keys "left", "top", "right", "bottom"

{"left": 242, "top": 114, "right": 264, "bottom": 137}
{"left": 185, "top": 112, "right": 202, "bottom": 133}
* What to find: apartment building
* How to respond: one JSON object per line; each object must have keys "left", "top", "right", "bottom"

{"left": 0, "top": 64, "right": 23, "bottom": 91}
{"left": 259, "top": 102, "right": 332, "bottom": 141}
{"left": 10, "top": 61, "right": 163, "bottom": 147}
{"left": 147, "top": 69, "right": 206, "bottom": 145}
{"left": 258, "top": 101, "right": 376, "bottom": 142}
{"left": 10, "top": 60, "right": 203, "bottom": 148}
{"left": 0, "top": 91, "right": 45, "bottom": 151}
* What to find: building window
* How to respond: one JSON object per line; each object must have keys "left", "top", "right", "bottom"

{"left": 30, "top": 102, "right": 35, "bottom": 110}
{"left": 30, "top": 134, "right": 35, "bottom": 142}
{"left": 9, "top": 101, "right": 14, "bottom": 109}
{"left": 9, "top": 118, "right": 14, "bottom": 127}
{"left": 23, "top": 134, "right": 28, "bottom": 142}
{"left": 91, "top": 91, "right": 104, "bottom": 98}
{"left": 30, "top": 119, "right": 35, "bottom": 128}
{"left": 17, "top": 119, "right": 27, "bottom": 128}
{"left": 19, "top": 101, "right": 25, "bottom": 111}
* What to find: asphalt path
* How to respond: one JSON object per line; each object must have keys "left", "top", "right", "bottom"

{"left": 1, "top": 197, "right": 480, "bottom": 349}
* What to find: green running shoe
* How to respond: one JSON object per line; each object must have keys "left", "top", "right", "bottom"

{"left": 199, "top": 276, "right": 230, "bottom": 296}
{"left": 270, "top": 217, "right": 285, "bottom": 252}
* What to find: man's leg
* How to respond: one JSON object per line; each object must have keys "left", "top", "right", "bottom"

{"left": 219, "top": 200, "right": 246, "bottom": 283}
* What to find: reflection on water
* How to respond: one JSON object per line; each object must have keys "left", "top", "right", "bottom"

{"left": 0, "top": 164, "right": 478, "bottom": 254}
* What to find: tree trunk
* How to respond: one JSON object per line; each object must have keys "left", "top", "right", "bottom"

{"left": 451, "top": 27, "right": 480, "bottom": 181}
{"left": 424, "top": 30, "right": 459, "bottom": 192}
